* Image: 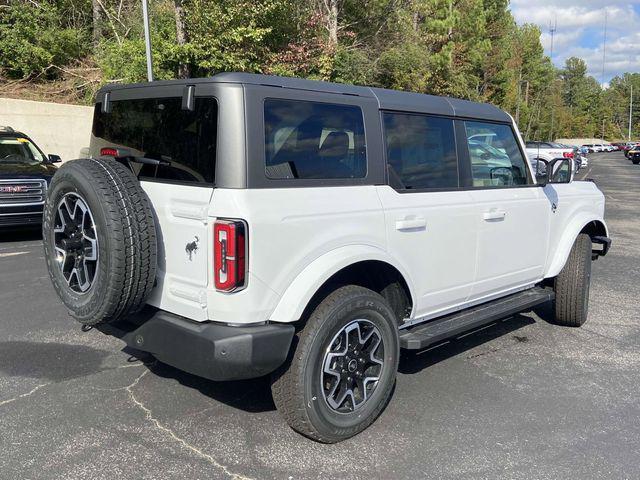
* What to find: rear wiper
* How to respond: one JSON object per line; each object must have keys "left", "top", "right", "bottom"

{"left": 116, "top": 155, "right": 171, "bottom": 166}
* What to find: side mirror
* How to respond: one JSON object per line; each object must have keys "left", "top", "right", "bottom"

{"left": 48, "top": 154, "right": 62, "bottom": 164}
{"left": 548, "top": 158, "right": 574, "bottom": 184}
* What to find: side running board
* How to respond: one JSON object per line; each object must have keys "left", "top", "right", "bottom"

{"left": 399, "top": 287, "right": 554, "bottom": 350}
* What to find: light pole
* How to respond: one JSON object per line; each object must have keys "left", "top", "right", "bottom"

{"left": 142, "top": 0, "right": 154, "bottom": 82}
{"left": 549, "top": 17, "right": 557, "bottom": 141}
{"left": 629, "top": 84, "right": 634, "bottom": 142}
{"left": 600, "top": 8, "right": 607, "bottom": 141}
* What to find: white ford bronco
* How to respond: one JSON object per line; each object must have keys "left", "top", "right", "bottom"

{"left": 42, "top": 73, "right": 611, "bottom": 443}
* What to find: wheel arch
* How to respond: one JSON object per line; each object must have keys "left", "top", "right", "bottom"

{"left": 546, "top": 218, "right": 609, "bottom": 278}
{"left": 268, "top": 245, "right": 415, "bottom": 324}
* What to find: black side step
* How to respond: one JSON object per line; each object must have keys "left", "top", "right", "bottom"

{"left": 399, "top": 287, "right": 554, "bottom": 350}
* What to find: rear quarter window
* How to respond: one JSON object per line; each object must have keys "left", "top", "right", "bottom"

{"left": 264, "top": 98, "right": 366, "bottom": 179}
{"left": 92, "top": 97, "right": 217, "bottom": 184}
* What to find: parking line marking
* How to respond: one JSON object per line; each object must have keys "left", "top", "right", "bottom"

{"left": 0, "top": 251, "right": 28, "bottom": 258}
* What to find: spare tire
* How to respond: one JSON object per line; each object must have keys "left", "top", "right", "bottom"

{"left": 42, "top": 158, "right": 157, "bottom": 325}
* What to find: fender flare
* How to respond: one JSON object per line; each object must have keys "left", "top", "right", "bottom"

{"left": 268, "top": 245, "right": 416, "bottom": 323}
{"left": 546, "top": 216, "right": 609, "bottom": 278}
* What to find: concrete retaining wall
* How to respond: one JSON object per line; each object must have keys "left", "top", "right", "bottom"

{"left": 0, "top": 97, "right": 93, "bottom": 161}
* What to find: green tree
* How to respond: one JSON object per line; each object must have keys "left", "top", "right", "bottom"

{"left": 0, "top": 1, "right": 89, "bottom": 79}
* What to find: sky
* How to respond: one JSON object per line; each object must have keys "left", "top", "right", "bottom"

{"left": 510, "top": 0, "right": 640, "bottom": 85}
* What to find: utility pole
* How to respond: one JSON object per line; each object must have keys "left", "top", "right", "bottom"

{"left": 630, "top": 84, "right": 634, "bottom": 141}
{"left": 142, "top": 0, "right": 154, "bottom": 82}
{"left": 549, "top": 18, "right": 557, "bottom": 61}
{"left": 549, "top": 17, "right": 557, "bottom": 141}
{"left": 600, "top": 8, "right": 607, "bottom": 141}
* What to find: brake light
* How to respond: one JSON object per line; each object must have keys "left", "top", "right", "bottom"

{"left": 563, "top": 151, "right": 574, "bottom": 158}
{"left": 100, "top": 147, "right": 119, "bottom": 157}
{"left": 213, "top": 219, "right": 247, "bottom": 292}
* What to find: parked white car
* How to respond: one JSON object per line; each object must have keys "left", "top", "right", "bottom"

{"left": 42, "top": 73, "right": 611, "bottom": 443}
{"left": 525, "top": 141, "right": 575, "bottom": 162}
{"left": 525, "top": 141, "right": 579, "bottom": 174}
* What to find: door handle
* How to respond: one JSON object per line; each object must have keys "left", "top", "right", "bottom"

{"left": 395, "top": 216, "right": 426, "bottom": 231}
{"left": 483, "top": 209, "right": 507, "bottom": 221}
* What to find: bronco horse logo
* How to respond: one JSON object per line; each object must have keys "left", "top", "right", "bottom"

{"left": 185, "top": 236, "right": 199, "bottom": 261}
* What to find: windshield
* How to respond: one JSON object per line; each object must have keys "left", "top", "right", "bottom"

{"left": 0, "top": 137, "right": 45, "bottom": 165}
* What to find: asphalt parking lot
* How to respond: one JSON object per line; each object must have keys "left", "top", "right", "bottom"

{"left": 1, "top": 151, "right": 639, "bottom": 480}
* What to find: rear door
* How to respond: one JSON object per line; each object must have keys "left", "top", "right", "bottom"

{"left": 377, "top": 112, "right": 477, "bottom": 320}
{"left": 461, "top": 120, "right": 549, "bottom": 302}
{"left": 90, "top": 88, "right": 218, "bottom": 320}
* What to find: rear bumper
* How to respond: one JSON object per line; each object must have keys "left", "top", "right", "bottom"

{"left": 100, "top": 310, "right": 295, "bottom": 381}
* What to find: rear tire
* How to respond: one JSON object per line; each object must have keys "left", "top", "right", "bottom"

{"left": 271, "top": 285, "right": 399, "bottom": 443}
{"left": 553, "top": 234, "right": 592, "bottom": 327}
{"left": 42, "top": 158, "right": 157, "bottom": 325}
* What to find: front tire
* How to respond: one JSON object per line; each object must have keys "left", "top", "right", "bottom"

{"left": 553, "top": 234, "right": 592, "bottom": 327}
{"left": 271, "top": 285, "right": 399, "bottom": 443}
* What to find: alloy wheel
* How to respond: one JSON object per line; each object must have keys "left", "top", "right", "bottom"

{"left": 321, "top": 319, "right": 384, "bottom": 413}
{"left": 52, "top": 192, "right": 99, "bottom": 293}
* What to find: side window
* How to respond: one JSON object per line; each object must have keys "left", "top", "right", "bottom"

{"left": 264, "top": 98, "right": 366, "bottom": 179}
{"left": 464, "top": 121, "right": 531, "bottom": 187}
{"left": 383, "top": 113, "right": 458, "bottom": 190}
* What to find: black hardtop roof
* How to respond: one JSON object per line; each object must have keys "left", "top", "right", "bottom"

{"left": 97, "top": 72, "right": 511, "bottom": 122}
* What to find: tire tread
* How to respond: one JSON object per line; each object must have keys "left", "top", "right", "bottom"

{"left": 554, "top": 233, "right": 592, "bottom": 327}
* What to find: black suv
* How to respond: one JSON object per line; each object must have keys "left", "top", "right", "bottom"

{"left": 0, "top": 127, "right": 61, "bottom": 227}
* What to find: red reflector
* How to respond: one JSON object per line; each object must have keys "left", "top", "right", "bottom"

{"left": 100, "top": 147, "right": 119, "bottom": 157}
{"left": 214, "top": 219, "right": 247, "bottom": 292}
{"left": 563, "top": 151, "right": 574, "bottom": 158}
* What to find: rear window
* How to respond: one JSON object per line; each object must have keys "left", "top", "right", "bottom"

{"left": 264, "top": 98, "right": 366, "bottom": 179}
{"left": 383, "top": 113, "right": 458, "bottom": 190}
{"left": 92, "top": 97, "right": 217, "bottom": 184}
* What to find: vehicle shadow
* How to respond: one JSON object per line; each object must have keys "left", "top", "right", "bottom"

{"left": 0, "top": 226, "right": 42, "bottom": 243}
{"left": 398, "top": 313, "right": 537, "bottom": 375}
{"left": 124, "top": 310, "right": 541, "bottom": 414}
{"left": 125, "top": 348, "right": 277, "bottom": 413}
{"left": 0, "top": 340, "right": 111, "bottom": 382}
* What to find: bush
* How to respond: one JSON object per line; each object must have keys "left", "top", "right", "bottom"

{"left": 0, "top": 2, "right": 88, "bottom": 79}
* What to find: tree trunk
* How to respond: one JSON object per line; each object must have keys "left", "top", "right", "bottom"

{"left": 174, "top": 0, "right": 191, "bottom": 78}
{"left": 92, "top": 0, "right": 102, "bottom": 48}
{"left": 327, "top": 0, "right": 339, "bottom": 48}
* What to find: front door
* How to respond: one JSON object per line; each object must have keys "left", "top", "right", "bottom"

{"left": 462, "top": 120, "right": 550, "bottom": 302}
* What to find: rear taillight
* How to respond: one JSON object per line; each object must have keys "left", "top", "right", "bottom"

{"left": 563, "top": 151, "right": 574, "bottom": 158}
{"left": 213, "top": 219, "right": 247, "bottom": 292}
{"left": 100, "top": 147, "right": 119, "bottom": 157}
